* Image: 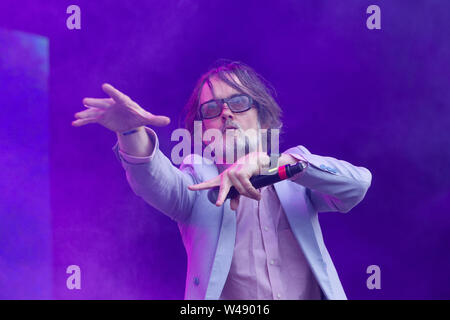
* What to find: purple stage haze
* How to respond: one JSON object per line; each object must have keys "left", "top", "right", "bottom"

{"left": 0, "top": 29, "right": 51, "bottom": 299}
{"left": 0, "top": 0, "right": 449, "bottom": 299}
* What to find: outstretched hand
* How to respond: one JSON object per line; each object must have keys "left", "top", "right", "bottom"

{"left": 72, "top": 83, "right": 170, "bottom": 133}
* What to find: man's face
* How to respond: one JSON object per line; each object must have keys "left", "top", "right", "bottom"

{"left": 199, "top": 74, "right": 260, "bottom": 162}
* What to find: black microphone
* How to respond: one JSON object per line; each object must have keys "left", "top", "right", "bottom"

{"left": 207, "top": 162, "right": 306, "bottom": 204}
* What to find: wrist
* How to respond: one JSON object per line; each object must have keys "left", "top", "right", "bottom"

{"left": 117, "top": 126, "right": 144, "bottom": 136}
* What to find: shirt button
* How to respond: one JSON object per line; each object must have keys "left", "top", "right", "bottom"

{"left": 277, "top": 293, "right": 281, "bottom": 299}
{"left": 270, "top": 259, "right": 275, "bottom": 265}
{"left": 264, "top": 226, "right": 269, "bottom": 231}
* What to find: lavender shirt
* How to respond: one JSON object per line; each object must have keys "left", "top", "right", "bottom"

{"left": 219, "top": 183, "right": 322, "bottom": 300}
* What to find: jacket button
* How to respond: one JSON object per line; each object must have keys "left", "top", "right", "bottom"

{"left": 193, "top": 277, "right": 200, "bottom": 286}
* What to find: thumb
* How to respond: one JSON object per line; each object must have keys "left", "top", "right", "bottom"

{"left": 145, "top": 113, "right": 171, "bottom": 127}
{"left": 230, "top": 195, "right": 240, "bottom": 211}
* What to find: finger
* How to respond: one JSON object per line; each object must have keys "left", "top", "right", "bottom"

{"left": 230, "top": 196, "right": 240, "bottom": 211}
{"left": 74, "top": 108, "right": 102, "bottom": 119}
{"left": 216, "top": 179, "right": 232, "bottom": 207}
{"left": 188, "top": 176, "right": 221, "bottom": 191}
{"left": 83, "top": 97, "right": 113, "bottom": 108}
{"left": 102, "top": 83, "right": 128, "bottom": 103}
{"left": 71, "top": 118, "right": 98, "bottom": 127}
{"left": 237, "top": 173, "right": 261, "bottom": 200}
{"left": 145, "top": 114, "right": 171, "bottom": 127}
{"left": 228, "top": 171, "right": 250, "bottom": 198}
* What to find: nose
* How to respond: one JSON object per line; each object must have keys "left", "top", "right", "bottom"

{"left": 220, "top": 103, "right": 234, "bottom": 120}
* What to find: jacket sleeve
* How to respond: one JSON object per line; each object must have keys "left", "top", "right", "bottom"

{"left": 285, "top": 145, "right": 372, "bottom": 213}
{"left": 112, "top": 127, "right": 199, "bottom": 223}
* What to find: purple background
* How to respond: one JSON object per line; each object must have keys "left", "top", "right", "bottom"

{"left": 0, "top": 29, "right": 51, "bottom": 299}
{"left": 0, "top": 0, "right": 449, "bottom": 299}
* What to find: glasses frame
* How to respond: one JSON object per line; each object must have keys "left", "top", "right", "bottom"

{"left": 198, "top": 94, "right": 257, "bottom": 120}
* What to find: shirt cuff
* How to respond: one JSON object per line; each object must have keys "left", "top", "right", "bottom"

{"left": 116, "top": 127, "right": 159, "bottom": 164}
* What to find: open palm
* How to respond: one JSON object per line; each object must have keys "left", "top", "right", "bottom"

{"left": 72, "top": 83, "right": 170, "bottom": 133}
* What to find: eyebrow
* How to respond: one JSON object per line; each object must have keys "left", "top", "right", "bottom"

{"left": 199, "top": 93, "right": 245, "bottom": 105}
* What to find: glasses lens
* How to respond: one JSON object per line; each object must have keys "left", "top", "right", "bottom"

{"left": 201, "top": 101, "right": 221, "bottom": 119}
{"left": 228, "top": 95, "right": 251, "bottom": 112}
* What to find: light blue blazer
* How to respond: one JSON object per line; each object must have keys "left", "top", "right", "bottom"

{"left": 113, "top": 128, "right": 372, "bottom": 300}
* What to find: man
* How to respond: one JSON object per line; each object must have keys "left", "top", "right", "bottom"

{"left": 72, "top": 61, "right": 372, "bottom": 300}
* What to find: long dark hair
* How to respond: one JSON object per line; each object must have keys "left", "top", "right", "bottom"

{"left": 183, "top": 60, "right": 283, "bottom": 135}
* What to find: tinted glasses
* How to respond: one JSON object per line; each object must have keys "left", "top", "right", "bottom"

{"left": 199, "top": 94, "right": 256, "bottom": 120}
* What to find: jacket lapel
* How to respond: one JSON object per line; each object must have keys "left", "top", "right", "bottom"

{"left": 204, "top": 202, "right": 236, "bottom": 299}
